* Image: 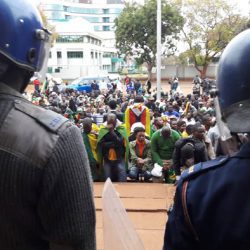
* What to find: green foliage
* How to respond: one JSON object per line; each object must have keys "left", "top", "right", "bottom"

{"left": 179, "top": 0, "right": 249, "bottom": 77}
{"left": 114, "top": 0, "right": 184, "bottom": 77}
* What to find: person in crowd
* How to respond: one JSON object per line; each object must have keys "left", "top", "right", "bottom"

{"left": 92, "top": 107, "right": 105, "bottom": 126}
{"left": 134, "top": 79, "right": 141, "bottom": 94}
{"left": 69, "top": 94, "right": 77, "bottom": 113}
{"left": 33, "top": 77, "right": 41, "bottom": 93}
{"left": 103, "top": 99, "right": 124, "bottom": 122}
{"left": 128, "top": 127, "right": 153, "bottom": 181}
{"left": 97, "top": 113, "right": 129, "bottom": 182}
{"left": 193, "top": 74, "right": 201, "bottom": 84}
{"left": 146, "top": 95, "right": 157, "bottom": 112}
{"left": 183, "top": 111, "right": 196, "bottom": 125}
{"left": 91, "top": 80, "right": 100, "bottom": 96}
{"left": 164, "top": 104, "right": 180, "bottom": 119}
{"left": 170, "top": 119, "right": 179, "bottom": 134}
{"left": 192, "top": 81, "right": 201, "bottom": 96}
{"left": 82, "top": 117, "right": 101, "bottom": 181}
{"left": 172, "top": 122, "right": 211, "bottom": 181}
{"left": 151, "top": 125, "right": 181, "bottom": 183}
{"left": 125, "top": 95, "right": 151, "bottom": 136}
{"left": 177, "top": 119, "right": 187, "bottom": 137}
{"left": 0, "top": 1, "right": 96, "bottom": 249}
{"left": 164, "top": 29, "right": 250, "bottom": 249}
{"left": 128, "top": 122, "right": 149, "bottom": 142}
{"left": 151, "top": 117, "right": 164, "bottom": 135}
{"left": 171, "top": 76, "right": 179, "bottom": 93}
{"left": 124, "top": 75, "right": 130, "bottom": 86}
{"left": 146, "top": 79, "right": 152, "bottom": 94}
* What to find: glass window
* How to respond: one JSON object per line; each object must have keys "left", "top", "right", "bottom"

{"left": 67, "top": 7, "right": 102, "bottom": 14}
{"left": 103, "top": 25, "right": 110, "bottom": 31}
{"left": 42, "top": 4, "right": 64, "bottom": 11}
{"left": 103, "top": 9, "right": 109, "bottom": 14}
{"left": 57, "top": 51, "right": 62, "bottom": 58}
{"left": 56, "top": 35, "right": 84, "bottom": 43}
{"left": 84, "top": 16, "right": 102, "bottom": 23}
{"left": 103, "top": 52, "right": 112, "bottom": 58}
{"left": 94, "top": 26, "right": 102, "bottom": 31}
{"left": 67, "top": 51, "right": 83, "bottom": 58}
{"left": 103, "top": 17, "right": 110, "bottom": 23}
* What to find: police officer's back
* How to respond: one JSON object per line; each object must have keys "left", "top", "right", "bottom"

{"left": 164, "top": 29, "right": 250, "bottom": 249}
{"left": 0, "top": 1, "right": 95, "bottom": 249}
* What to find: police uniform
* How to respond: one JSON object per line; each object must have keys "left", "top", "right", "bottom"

{"left": 0, "top": 83, "right": 96, "bottom": 249}
{"left": 0, "top": 0, "right": 96, "bottom": 248}
{"left": 164, "top": 142, "right": 250, "bottom": 250}
{"left": 163, "top": 26, "right": 250, "bottom": 250}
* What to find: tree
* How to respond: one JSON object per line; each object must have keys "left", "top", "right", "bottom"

{"left": 114, "top": 0, "right": 184, "bottom": 80}
{"left": 178, "top": 0, "right": 249, "bottom": 78}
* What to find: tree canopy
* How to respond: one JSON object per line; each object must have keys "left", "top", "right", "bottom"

{"left": 114, "top": 0, "right": 184, "bottom": 79}
{"left": 178, "top": 0, "right": 249, "bottom": 78}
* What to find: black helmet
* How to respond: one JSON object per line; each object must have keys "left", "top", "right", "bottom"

{"left": 217, "top": 29, "right": 250, "bottom": 133}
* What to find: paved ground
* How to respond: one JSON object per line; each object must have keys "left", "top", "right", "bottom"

{"left": 94, "top": 182, "right": 176, "bottom": 250}
{"left": 156, "top": 80, "right": 193, "bottom": 95}
{"left": 25, "top": 80, "right": 194, "bottom": 96}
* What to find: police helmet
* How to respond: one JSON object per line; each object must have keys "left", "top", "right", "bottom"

{"left": 0, "top": 0, "right": 51, "bottom": 72}
{"left": 217, "top": 29, "right": 250, "bottom": 133}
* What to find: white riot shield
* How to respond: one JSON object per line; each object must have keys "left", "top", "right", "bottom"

{"left": 102, "top": 179, "right": 145, "bottom": 250}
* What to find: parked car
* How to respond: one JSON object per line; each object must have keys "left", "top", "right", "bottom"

{"left": 65, "top": 76, "right": 110, "bottom": 93}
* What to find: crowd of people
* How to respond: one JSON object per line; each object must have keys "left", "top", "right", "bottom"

{"left": 2, "top": 1, "right": 250, "bottom": 248}
{"left": 26, "top": 74, "right": 240, "bottom": 184}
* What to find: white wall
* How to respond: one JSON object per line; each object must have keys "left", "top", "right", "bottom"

{"left": 159, "top": 64, "right": 217, "bottom": 79}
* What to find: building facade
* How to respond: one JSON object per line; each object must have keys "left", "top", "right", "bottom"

{"left": 40, "top": 0, "right": 125, "bottom": 79}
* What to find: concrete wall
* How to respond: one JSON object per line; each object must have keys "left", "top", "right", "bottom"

{"left": 154, "top": 64, "right": 218, "bottom": 80}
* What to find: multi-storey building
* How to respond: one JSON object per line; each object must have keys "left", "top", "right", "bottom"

{"left": 40, "top": 0, "right": 125, "bottom": 79}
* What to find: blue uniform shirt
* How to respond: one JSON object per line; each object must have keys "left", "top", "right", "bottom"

{"left": 164, "top": 141, "right": 250, "bottom": 250}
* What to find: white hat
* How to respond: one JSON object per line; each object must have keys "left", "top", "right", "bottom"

{"left": 130, "top": 122, "right": 145, "bottom": 133}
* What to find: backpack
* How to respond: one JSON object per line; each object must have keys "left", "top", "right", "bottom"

{"left": 173, "top": 137, "right": 208, "bottom": 176}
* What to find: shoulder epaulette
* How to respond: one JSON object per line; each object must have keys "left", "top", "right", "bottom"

{"left": 14, "top": 99, "right": 68, "bottom": 133}
{"left": 181, "top": 156, "right": 229, "bottom": 181}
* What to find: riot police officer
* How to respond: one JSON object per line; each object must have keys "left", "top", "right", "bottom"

{"left": 164, "top": 29, "right": 250, "bottom": 249}
{"left": 0, "top": 1, "right": 96, "bottom": 249}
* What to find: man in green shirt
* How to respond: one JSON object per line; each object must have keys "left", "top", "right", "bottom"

{"left": 151, "top": 125, "right": 181, "bottom": 183}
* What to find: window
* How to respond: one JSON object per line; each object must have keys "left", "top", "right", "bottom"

{"left": 103, "top": 17, "right": 110, "bottom": 23}
{"left": 49, "top": 52, "right": 52, "bottom": 58}
{"left": 67, "top": 7, "right": 102, "bottom": 14}
{"left": 47, "top": 67, "right": 53, "bottom": 73}
{"left": 94, "top": 25, "right": 102, "bottom": 31}
{"left": 57, "top": 51, "right": 62, "bottom": 58}
{"left": 84, "top": 16, "right": 102, "bottom": 22}
{"left": 103, "top": 26, "right": 110, "bottom": 31}
{"left": 103, "top": 53, "right": 112, "bottom": 58}
{"left": 56, "top": 35, "right": 84, "bottom": 43}
{"left": 91, "top": 51, "right": 94, "bottom": 59}
{"left": 103, "top": 9, "right": 109, "bottom": 14}
{"left": 67, "top": 51, "right": 83, "bottom": 58}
